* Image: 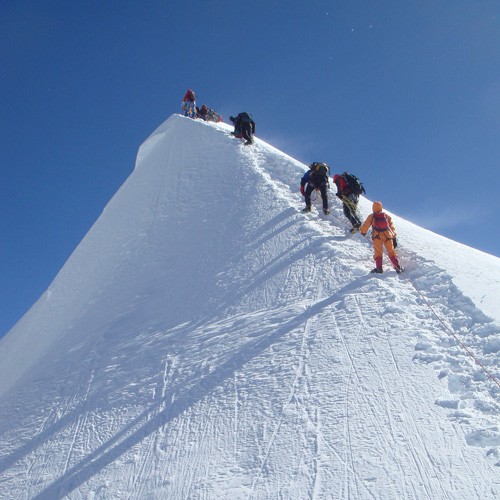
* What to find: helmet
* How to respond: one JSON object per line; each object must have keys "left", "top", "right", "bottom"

{"left": 373, "top": 201, "right": 383, "bottom": 213}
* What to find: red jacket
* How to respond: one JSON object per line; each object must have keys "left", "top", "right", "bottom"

{"left": 333, "top": 174, "right": 348, "bottom": 194}
{"left": 183, "top": 89, "right": 196, "bottom": 102}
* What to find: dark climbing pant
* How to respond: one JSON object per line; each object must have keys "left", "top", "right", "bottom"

{"left": 342, "top": 196, "right": 361, "bottom": 227}
{"left": 305, "top": 183, "right": 328, "bottom": 210}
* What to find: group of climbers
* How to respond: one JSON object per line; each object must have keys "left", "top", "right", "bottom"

{"left": 301, "top": 164, "right": 404, "bottom": 274}
{"left": 181, "top": 89, "right": 223, "bottom": 123}
{"left": 197, "top": 104, "right": 223, "bottom": 123}
{"left": 181, "top": 88, "right": 401, "bottom": 274}
{"left": 181, "top": 89, "right": 255, "bottom": 144}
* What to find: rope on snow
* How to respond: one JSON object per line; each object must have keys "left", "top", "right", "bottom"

{"left": 298, "top": 189, "right": 497, "bottom": 388}
{"left": 400, "top": 270, "right": 500, "bottom": 390}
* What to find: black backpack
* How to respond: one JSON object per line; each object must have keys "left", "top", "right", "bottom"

{"left": 238, "top": 112, "right": 252, "bottom": 124}
{"left": 342, "top": 172, "right": 365, "bottom": 195}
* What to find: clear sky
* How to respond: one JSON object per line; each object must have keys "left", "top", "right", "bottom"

{"left": 1, "top": 0, "right": 499, "bottom": 338}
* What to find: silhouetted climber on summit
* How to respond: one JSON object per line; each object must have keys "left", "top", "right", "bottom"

{"left": 196, "top": 104, "right": 223, "bottom": 123}
{"left": 181, "top": 89, "right": 196, "bottom": 118}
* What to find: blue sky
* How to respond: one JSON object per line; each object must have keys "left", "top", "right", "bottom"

{"left": 1, "top": 0, "right": 499, "bottom": 338}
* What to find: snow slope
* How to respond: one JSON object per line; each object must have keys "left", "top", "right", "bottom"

{"left": 0, "top": 114, "right": 499, "bottom": 499}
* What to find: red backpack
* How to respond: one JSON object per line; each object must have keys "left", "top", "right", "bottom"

{"left": 372, "top": 212, "right": 389, "bottom": 232}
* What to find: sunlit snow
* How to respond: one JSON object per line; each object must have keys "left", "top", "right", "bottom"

{"left": 0, "top": 115, "right": 498, "bottom": 499}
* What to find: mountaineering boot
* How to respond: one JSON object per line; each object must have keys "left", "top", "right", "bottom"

{"left": 389, "top": 255, "right": 403, "bottom": 273}
{"left": 371, "top": 256, "right": 383, "bottom": 273}
{"left": 302, "top": 206, "right": 311, "bottom": 213}
{"left": 323, "top": 208, "right": 330, "bottom": 215}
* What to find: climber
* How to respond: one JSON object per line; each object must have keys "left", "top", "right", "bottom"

{"left": 301, "top": 162, "right": 330, "bottom": 216}
{"left": 197, "top": 104, "right": 223, "bottom": 122}
{"left": 181, "top": 89, "right": 197, "bottom": 118}
{"left": 230, "top": 112, "right": 255, "bottom": 145}
{"left": 333, "top": 172, "right": 364, "bottom": 233}
{"left": 360, "top": 201, "right": 404, "bottom": 274}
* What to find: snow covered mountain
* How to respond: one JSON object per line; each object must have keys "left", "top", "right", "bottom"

{"left": 0, "top": 114, "right": 499, "bottom": 499}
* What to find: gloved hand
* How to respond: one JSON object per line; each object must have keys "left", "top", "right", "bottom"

{"left": 393, "top": 238, "right": 398, "bottom": 248}
{"left": 361, "top": 233, "right": 366, "bottom": 237}
{"left": 300, "top": 185, "right": 305, "bottom": 196}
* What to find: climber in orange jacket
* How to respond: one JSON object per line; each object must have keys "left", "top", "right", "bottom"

{"left": 360, "top": 201, "right": 404, "bottom": 274}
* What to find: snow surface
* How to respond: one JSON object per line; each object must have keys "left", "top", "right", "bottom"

{"left": 0, "top": 114, "right": 499, "bottom": 499}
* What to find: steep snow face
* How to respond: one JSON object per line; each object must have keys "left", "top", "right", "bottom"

{"left": 0, "top": 115, "right": 498, "bottom": 499}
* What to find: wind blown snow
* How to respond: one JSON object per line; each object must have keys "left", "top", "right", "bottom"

{"left": 0, "top": 115, "right": 498, "bottom": 499}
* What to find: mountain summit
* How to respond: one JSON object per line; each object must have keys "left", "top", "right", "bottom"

{"left": 1, "top": 115, "right": 499, "bottom": 499}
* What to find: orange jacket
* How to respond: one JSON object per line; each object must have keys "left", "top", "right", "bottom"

{"left": 360, "top": 202, "right": 397, "bottom": 240}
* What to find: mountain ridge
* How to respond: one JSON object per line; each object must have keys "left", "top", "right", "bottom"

{"left": 0, "top": 114, "right": 498, "bottom": 499}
